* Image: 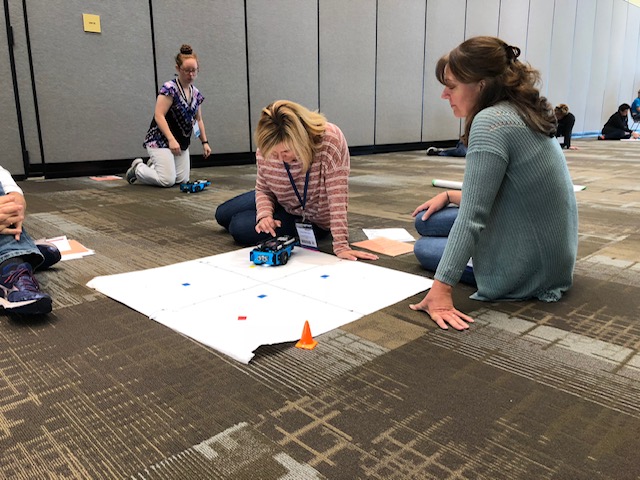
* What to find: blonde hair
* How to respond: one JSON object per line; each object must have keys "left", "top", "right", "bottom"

{"left": 255, "top": 100, "right": 327, "bottom": 172}
{"left": 555, "top": 104, "right": 569, "bottom": 116}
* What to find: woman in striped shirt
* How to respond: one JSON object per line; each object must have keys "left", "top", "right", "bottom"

{"left": 215, "top": 100, "right": 377, "bottom": 261}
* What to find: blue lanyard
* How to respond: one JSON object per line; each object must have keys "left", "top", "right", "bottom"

{"left": 284, "top": 162, "right": 310, "bottom": 213}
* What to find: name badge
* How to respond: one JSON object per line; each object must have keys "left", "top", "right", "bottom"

{"left": 193, "top": 121, "right": 201, "bottom": 138}
{"left": 295, "top": 222, "right": 318, "bottom": 249}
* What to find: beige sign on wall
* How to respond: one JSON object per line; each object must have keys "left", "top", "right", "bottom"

{"left": 82, "top": 13, "right": 101, "bottom": 33}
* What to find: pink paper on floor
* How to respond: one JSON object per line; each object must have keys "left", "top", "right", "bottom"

{"left": 352, "top": 237, "right": 415, "bottom": 257}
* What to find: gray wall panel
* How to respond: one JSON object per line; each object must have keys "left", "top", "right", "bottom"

{"left": 152, "top": 0, "right": 250, "bottom": 154}
{"left": 1, "top": 1, "right": 24, "bottom": 175}
{"left": 27, "top": 1, "right": 156, "bottom": 163}
{"left": 568, "top": 0, "right": 597, "bottom": 133}
{"left": 246, "top": 0, "right": 318, "bottom": 150}
{"left": 376, "top": 0, "right": 426, "bottom": 144}
{"left": 621, "top": 6, "right": 640, "bottom": 103}
{"left": 603, "top": 0, "right": 628, "bottom": 111}
{"left": 8, "top": 0, "right": 40, "bottom": 169}
{"left": 2, "top": 0, "right": 640, "bottom": 177}
{"left": 466, "top": 0, "right": 500, "bottom": 38}
{"left": 523, "top": 0, "right": 554, "bottom": 97}
{"left": 584, "top": 0, "right": 614, "bottom": 132}
{"left": 319, "top": 0, "right": 375, "bottom": 147}
{"left": 633, "top": 7, "right": 640, "bottom": 102}
{"left": 497, "top": 0, "right": 529, "bottom": 51}
{"left": 547, "top": 0, "right": 578, "bottom": 108}
{"left": 423, "top": 0, "right": 466, "bottom": 141}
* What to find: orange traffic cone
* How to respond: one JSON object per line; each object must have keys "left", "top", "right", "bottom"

{"left": 295, "top": 320, "right": 318, "bottom": 350}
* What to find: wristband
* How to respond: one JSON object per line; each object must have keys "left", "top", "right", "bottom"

{"left": 445, "top": 191, "right": 450, "bottom": 204}
{"left": 201, "top": 140, "right": 209, "bottom": 144}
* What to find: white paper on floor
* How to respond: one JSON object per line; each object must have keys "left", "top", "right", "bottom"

{"left": 87, "top": 247, "right": 433, "bottom": 364}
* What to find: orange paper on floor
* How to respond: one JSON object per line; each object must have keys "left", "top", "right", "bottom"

{"left": 352, "top": 237, "right": 415, "bottom": 257}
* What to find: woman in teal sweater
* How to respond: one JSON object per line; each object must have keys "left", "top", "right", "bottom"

{"left": 411, "top": 36, "right": 578, "bottom": 331}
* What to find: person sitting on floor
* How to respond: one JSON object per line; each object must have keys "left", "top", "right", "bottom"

{"left": 409, "top": 36, "right": 578, "bottom": 331}
{"left": 215, "top": 100, "right": 378, "bottom": 261}
{"left": 599, "top": 103, "right": 640, "bottom": 140}
{"left": 426, "top": 140, "right": 468, "bottom": 157}
{"left": 126, "top": 44, "right": 211, "bottom": 187}
{"left": 554, "top": 104, "right": 578, "bottom": 150}
{"left": 0, "top": 165, "right": 61, "bottom": 315}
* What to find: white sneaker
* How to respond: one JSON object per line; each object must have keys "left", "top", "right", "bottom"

{"left": 426, "top": 147, "right": 440, "bottom": 156}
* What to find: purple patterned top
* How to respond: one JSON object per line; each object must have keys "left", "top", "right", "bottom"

{"left": 143, "top": 79, "right": 204, "bottom": 151}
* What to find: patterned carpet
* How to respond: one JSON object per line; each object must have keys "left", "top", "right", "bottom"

{"left": 1, "top": 138, "right": 639, "bottom": 479}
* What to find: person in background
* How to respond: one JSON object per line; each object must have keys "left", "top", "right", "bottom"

{"left": 554, "top": 104, "right": 578, "bottom": 150}
{"left": 598, "top": 103, "right": 640, "bottom": 140}
{"left": 426, "top": 139, "right": 468, "bottom": 157}
{"left": 215, "top": 100, "right": 378, "bottom": 261}
{"left": 126, "top": 44, "right": 211, "bottom": 187}
{"left": 631, "top": 89, "right": 640, "bottom": 122}
{"left": 0, "top": 165, "right": 61, "bottom": 315}
{"left": 410, "top": 36, "right": 578, "bottom": 331}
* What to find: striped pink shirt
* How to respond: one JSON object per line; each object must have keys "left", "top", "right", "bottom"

{"left": 255, "top": 122, "right": 350, "bottom": 255}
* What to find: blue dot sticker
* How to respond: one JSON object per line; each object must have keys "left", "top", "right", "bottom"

{"left": 321, "top": 275, "right": 329, "bottom": 279}
{"left": 257, "top": 294, "right": 267, "bottom": 298}
{"left": 182, "top": 283, "right": 191, "bottom": 286}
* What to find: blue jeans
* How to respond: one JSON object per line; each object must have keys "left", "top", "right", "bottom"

{"left": 0, "top": 186, "right": 42, "bottom": 268}
{"left": 438, "top": 140, "right": 467, "bottom": 157}
{"left": 413, "top": 206, "right": 475, "bottom": 285}
{"left": 215, "top": 190, "right": 329, "bottom": 246}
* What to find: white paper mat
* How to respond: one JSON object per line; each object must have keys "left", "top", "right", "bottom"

{"left": 87, "top": 247, "right": 433, "bottom": 363}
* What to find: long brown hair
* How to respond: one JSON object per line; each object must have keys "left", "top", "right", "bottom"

{"left": 436, "top": 36, "right": 556, "bottom": 144}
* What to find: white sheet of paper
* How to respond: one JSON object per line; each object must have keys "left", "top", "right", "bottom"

{"left": 87, "top": 259, "right": 262, "bottom": 317}
{"left": 46, "top": 235, "right": 72, "bottom": 252}
{"left": 201, "top": 247, "right": 338, "bottom": 282}
{"left": 362, "top": 228, "right": 416, "bottom": 242}
{"left": 272, "top": 260, "right": 432, "bottom": 315}
{"left": 153, "top": 284, "right": 362, "bottom": 364}
{"left": 87, "top": 248, "right": 433, "bottom": 363}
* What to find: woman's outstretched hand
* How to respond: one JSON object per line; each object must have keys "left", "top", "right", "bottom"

{"left": 410, "top": 280, "right": 474, "bottom": 330}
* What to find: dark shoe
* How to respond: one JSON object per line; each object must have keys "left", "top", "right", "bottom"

{"left": 126, "top": 158, "right": 143, "bottom": 184}
{"left": 0, "top": 262, "right": 52, "bottom": 315}
{"left": 426, "top": 147, "right": 441, "bottom": 156}
{"left": 34, "top": 240, "right": 62, "bottom": 270}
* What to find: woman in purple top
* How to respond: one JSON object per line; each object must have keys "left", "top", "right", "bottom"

{"left": 126, "top": 44, "right": 211, "bottom": 187}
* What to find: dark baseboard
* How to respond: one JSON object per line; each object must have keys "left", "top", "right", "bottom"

{"left": 350, "top": 140, "right": 456, "bottom": 156}
{"left": 26, "top": 141, "right": 459, "bottom": 179}
{"left": 29, "top": 152, "right": 257, "bottom": 179}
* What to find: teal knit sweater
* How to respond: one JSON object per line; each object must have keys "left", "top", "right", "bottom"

{"left": 435, "top": 102, "right": 578, "bottom": 302}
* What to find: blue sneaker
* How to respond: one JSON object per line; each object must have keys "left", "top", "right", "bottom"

{"left": 0, "top": 262, "right": 52, "bottom": 315}
{"left": 34, "top": 240, "right": 62, "bottom": 270}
